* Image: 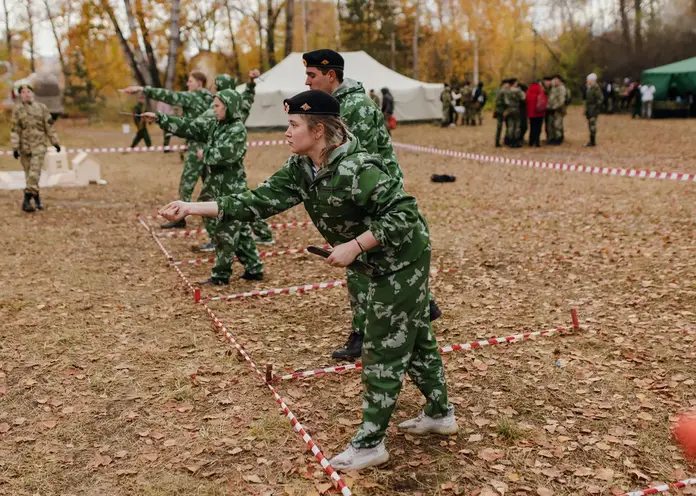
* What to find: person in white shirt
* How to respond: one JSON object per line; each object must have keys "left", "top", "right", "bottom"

{"left": 640, "top": 83, "right": 656, "bottom": 119}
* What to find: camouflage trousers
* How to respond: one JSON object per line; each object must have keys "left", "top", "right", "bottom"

{"left": 351, "top": 249, "right": 452, "bottom": 449}
{"left": 178, "top": 143, "right": 205, "bottom": 202}
{"left": 587, "top": 116, "right": 598, "bottom": 138}
{"left": 20, "top": 151, "right": 45, "bottom": 194}
{"left": 549, "top": 110, "right": 564, "bottom": 141}
{"left": 199, "top": 165, "right": 263, "bottom": 281}
{"left": 250, "top": 219, "right": 274, "bottom": 243}
{"left": 495, "top": 114, "right": 505, "bottom": 145}
{"left": 505, "top": 113, "right": 521, "bottom": 141}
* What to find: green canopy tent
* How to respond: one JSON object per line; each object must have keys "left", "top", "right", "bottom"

{"left": 641, "top": 57, "right": 696, "bottom": 101}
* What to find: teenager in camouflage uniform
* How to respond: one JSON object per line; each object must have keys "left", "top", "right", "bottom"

{"left": 584, "top": 73, "right": 604, "bottom": 147}
{"left": 440, "top": 84, "right": 452, "bottom": 127}
{"left": 144, "top": 89, "right": 263, "bottom": 284}
{"left": 11, "top": 84, "right": 61, "bottom": 212}
{"left": 547, "top": 75, "right": 567, "bottom": 145}
{"left": 159, "top": 90, "right": 457, "bottom": 471}
{"left": 503, "top": 79, "right": 525, "bottom": 148}
{"left": 494, "top": 80, "right": 510, "bottom": 147}
{"left": 303, "top": 49, "right": 441, "bottom": 361}
{"left": 124, "top": 71, "right": 213, "bottom": 228}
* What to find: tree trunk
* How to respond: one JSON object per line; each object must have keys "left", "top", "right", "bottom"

{"left": 266, "top": 0, "right": 277, "bottom": 67}
{"left": 618, "top": 0, "right": 632, "bottom": 49}
{"left": 164, "top": 0, "right": 181, "bottom": 90}
{"left": 634, "top": 0, "right": 643, "bottom": 52}
{"left": 334, "top": 0, "right": 341, "bottom": 50}
{"left": 225, "top": 3, "right": 241, "bottom": 79}
{"left": 122, "top": 0, "right": 153, "bottom": 85}
{"left": 43, "top": 0, "right": 70, "bottom": 92}
{"left": 134, "top": 0, "right": 162, "bottom": 87}
{"left": 101, "top": 0, "right": 147, "bottom": 86}
{"left": 284, "top": 0, "right": 294, "bottom": 56}
{"left": 3, "top": 0, "right": 10, "bottom": 64}
{"left": 26, "top": 0, "right": 35, "bottom": 72}
{"left": 412, "top": 0, "right": 419, "bottom": 79}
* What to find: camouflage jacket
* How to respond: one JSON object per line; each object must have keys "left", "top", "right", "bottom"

{"left": 143, "top": 86, "right": 213, "bottom": 145}
{"left": 11, "top": 100, "right": 60, "bottom": 154}
{"left": 461, "top": 85, "right": 473, "bottom": 103}
{"left": 217, "top": 133, "right": 430, "bottom": 276}
{"left": 495, "top": 87, "right": 508, "bottom": 114}
{"left": 547, "top": 84, "right": 567, "bottom": 111}
{"left": 156, "top": 90, "right": 248, "bottom": 189}
{"left": 504, "top": 87, "right": 526, "bottom": 115}
{"left": 585, "top": 84, "right": 604, "bottom": 118}
{"left": 333, "top": 78, "right": 403, "bottom": 182}
{"left": 441, "top": 89, "right": 452, "bottom": 107}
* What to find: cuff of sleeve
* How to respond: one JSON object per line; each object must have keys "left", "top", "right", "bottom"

{"left": 215, "top": 197, "right": 226, "bottom": 222}
{"left": 368, "top": 226, "right": 386, "bottom": 247}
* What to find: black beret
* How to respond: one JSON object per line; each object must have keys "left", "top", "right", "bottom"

{"left": 283, "top": 90, "right": 340, "bottom": 116}
{"left": 542, "top": 76, "right": 552, "bottom": 81}
{"left": 302, "top": 49, "right": 344, "bottom": 71}
{"left": 509, "top": 77, "right": 518, "bottom": 84}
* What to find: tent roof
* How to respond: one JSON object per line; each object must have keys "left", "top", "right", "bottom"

{"left": 643, "top": 57, "right": 696, "bottom": 75}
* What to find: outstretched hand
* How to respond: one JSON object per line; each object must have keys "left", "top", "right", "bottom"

{"left": 249, "top": 69, "right": 261, "bottom": 81}
{"left": 142, "top": 112, "right": 158, "bottom": 124}
{"left": 122, "top": 86, "right": 144, "bottom": 94}
{"left": 159, "top": 201, "right": 189, "bottom": 222}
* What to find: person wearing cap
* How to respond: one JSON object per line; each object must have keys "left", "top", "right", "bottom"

{"left": 440, "top": 83, "right": 453, "bottom": 127}
{"left": 301, "top": 48, "right": 443, "bottom": 361}
{"left": 369, "top": 88, "right": 380, "bottom": 107}
{"left": 542, "top": 76, "right": 553, "bottom": 142}
{"left": 494, "top": 79, "right": 510, "bottom": 147}
{"left": 584, "top": 73, "right": 604, "bottom": 147}
{"left": 158, "top": 89, "right": 457, "bottom": 471}
{"left": 11, "top": 84, "right": 61, "bottom": 213}
{"left": 503, "top": 78, "right": 525, "bottom": 148}
{"left": 547, "top": 75, "right": 567, "bottom": 145}
{"left": 124, "top": 71, "right": 213, "bottom": 229}
{"left": 142, "top": 89, "right": 264, "bottom": 285}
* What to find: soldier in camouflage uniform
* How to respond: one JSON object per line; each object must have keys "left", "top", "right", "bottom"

{"left": 124, "top": 71, "right": 213, "bottom": 228}
{"left": 145, "top": 89, "right": 263, "bottom": 284}
{"left": 303, "top": 49, "right": 441, "bottom": 361}
{"left": 546, "top": 75, "right": 566, "bottom": 145}
{"left": 503, "top": 79, "right": 525, "bottom": 148}
{"left": 159, "top": 90, "right": 457, "bottom": 471}
{"left": 440, "top": 84, "right": 452, "bottom": 127}
{"left": 584, "top": 73, "right": 604, "bottom": 147}
{"left": 461, "top": 81, "right": 473, "bottom": 125}
{"left": 494, "top": 80, "right": 510, "bottom": 147}
{"left": 11, "top": 84, "right": 61, "bottom": 212}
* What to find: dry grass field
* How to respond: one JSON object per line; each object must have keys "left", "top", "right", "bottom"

{"left": 1, "top": 108, "right": 695, "bottom": 495}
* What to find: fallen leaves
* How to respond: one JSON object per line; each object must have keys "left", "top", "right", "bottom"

{"left": 478, "top": 448, "right": 505, "bottom": 462}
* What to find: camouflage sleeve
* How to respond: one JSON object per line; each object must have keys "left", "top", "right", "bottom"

{"left": 43, "top": 105, "right": 59, "bottom": 146}
{"left": 240, "top": 81, "right": 255, "bottom": 123}
{"left": 203, "top": 123, "right": 246, "bottom": 165}
{"left": 342, "top": 101, "right": 380, "bottom": 154}
{"left": 10, "top": 105, "right": 20, "bottom": 150}
{"left": 216, "top": 159, "right": 303, "bottom": 222}
{"left": 157, "top": 113, "right": 210, "bottom": 143}
{"left": 144, "top": 87, "right": 199, "bottom": 110}
{"left": 352, "top": 159, "right": 422, "bottom": 248}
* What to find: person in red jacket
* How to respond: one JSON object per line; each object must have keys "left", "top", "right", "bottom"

{"left": 526, "top": 79, "right": 547, "bottom": 147}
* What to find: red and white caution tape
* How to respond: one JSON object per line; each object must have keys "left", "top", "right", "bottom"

{"left": 394, "top": 142, "right": 696, "bottom": 183}
{"left": 157, "top": 221, "right": 315, "bottom": 239}
{"left": 173, "top": 244, "right": 332, "bottom": 266}
{"left": 274, "top": 318, "right": 578, "bottom": 382}
{"left": 622, "top": 478, "right": 696, "bottom": 496}
{"left": 202, "top": 268, "right": 457, "bottom": 304}
{"left": 136, "top": 215, "right": 351, "bottom": 496}
{"left": 2, "top": 139, "right": 286, "bottom": 156}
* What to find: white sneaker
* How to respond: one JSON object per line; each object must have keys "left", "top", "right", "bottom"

{"left": 329, "top": 441, "right": 389, "bottom": 471}
{"left": 253, "top": 237, "right": 275, "bottom": 246}
{"left": 397, "top": 409, "right": 458, "bottom": 435}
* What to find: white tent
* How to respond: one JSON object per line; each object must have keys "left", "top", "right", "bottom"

{"left": 237, "top": 51, "right": 443, "bottom": 128}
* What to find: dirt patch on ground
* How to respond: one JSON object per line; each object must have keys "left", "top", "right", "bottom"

{"left": 1, "top": 109, "right": 695, "bottom": 495}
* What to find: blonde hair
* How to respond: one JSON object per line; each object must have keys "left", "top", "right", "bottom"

{"left": 303, "top": 114, "right": 349, "bottom": 165}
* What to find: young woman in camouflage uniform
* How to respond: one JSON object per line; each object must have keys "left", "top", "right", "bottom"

{"left": 144, "top": 89, "right": 263, "bottom": 285}
{"left": 159, "top": 90, "right": 457, "bottom": 471}
{"left": 11, "top": 84, "right": 61, "bottom": 212}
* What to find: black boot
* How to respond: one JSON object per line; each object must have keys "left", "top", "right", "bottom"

{"left": 32, "top": 192, "right": 44, "bottom": 211}
{"left": 199, "top": 277, "right": 229, "bottom": 286}
{"left": 160, "top": 219, "right": 186, "bottom": 229}
{"left": 240, "top": 272, "right": 264, "bottom": 281}
{"left": 429, "top": 299, "right": 442, "bottom": 321}
{"left": 495, "top": 142, "right": 502, "bottom": 148}
{"left": 331, "top": 331, "right": 364, "bottom": 360}
{"left": 584, "top": 135, "right": 596, "bottom": 147}
{"left": 22, "top": 192, "right": 35, "bottom": 213}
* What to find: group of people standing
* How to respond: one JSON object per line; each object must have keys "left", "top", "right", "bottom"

{"left": 440, "top": 81, "right": 486, "bottom": 127}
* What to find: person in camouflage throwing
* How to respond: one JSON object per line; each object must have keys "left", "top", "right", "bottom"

{"left": 11, "top": 84, "right": 61, "bottom": 212}
{"left": 124, "top": 71, "right": 213, "bottom": 228}
{"left": 302, "top": 49, "right": 442, "bottom": 361}
{"left": 143, "top": 89, "right": 263, "bottom": 285}
{"left": 584, "top": 73, "right": 604, "bottom": 147}
{"left": 159, "top": 90, "right": 457, "bottom": 471}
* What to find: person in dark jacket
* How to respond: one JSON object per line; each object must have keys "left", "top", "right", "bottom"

{"left": 526, "top": 80, "right": 547, "bottom": 147}
{"left": 130, "top": 94, "right": 151, "bottom": 148}
{"left": 380, "top": 87, "right": 394, "bottom": 134}
{"left": 519, "top": 83, "right": 528, "bottom": 143}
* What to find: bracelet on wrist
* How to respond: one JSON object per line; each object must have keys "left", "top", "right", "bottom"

{"left": 354, "top": 238, "right": 365, "bottom": 253}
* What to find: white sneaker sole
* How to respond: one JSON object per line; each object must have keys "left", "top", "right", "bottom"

{"left": 332, "top": 451, "right": 390, "bottom": 472}
{"left": 399, "top": 423, "right": 459, "bottom": 435}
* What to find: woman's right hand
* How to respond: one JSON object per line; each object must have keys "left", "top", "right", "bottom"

{"left": 159, "top": 201, "right": 189, "bottom": 221}
{"left": 123, "top": 86, "right": 144, "bottom": 94}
